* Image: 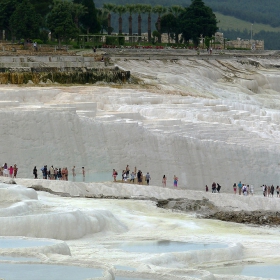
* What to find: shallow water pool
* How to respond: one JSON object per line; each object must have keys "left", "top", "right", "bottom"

{"left": 70, "top": 172, "right": 112, "bottom": 183}
{"left": 116, "top": 278, "right": 150, "bottom": 280}
{"left": 115, "top": 265, "right": 136, "bottom": 271}
{"left": 116, "top": 240, "right": 227, "bottom": 254}
{"left": 209, "top": 264, "right": 280, "bottom": 279}
{"left": 0, "top": 263, "right": 103, "bottom": 280}
{"left": 0, "top": 256, "right": 38, "bottom": 261}
{"left": 0, "top": 238, "right": 55, "bottom": 248}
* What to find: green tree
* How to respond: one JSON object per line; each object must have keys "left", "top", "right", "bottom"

{"left": 179, "top": 0, "right": 218, "bottom": 46}
{"left": 142, "top": 4, "right": 152, "bottom": 43}
{"left": 73, "top": 0, "right": 100, "bottom": 34}
{"left": 97, "top": 8, "right": 109, "bottom": 34}
{"left": 72, "top": 3, "right": 87, "bottom": 29}
{"left": 152, "top": 5, "right": 167, "bottom": 43}
{"left": 113, "top": 5, "right": 126, "bottom": 34}
{"left": 169, "top": 5, "right": 184, "bottom": 43}
{"left": 161, "top": 13, "right": 177, "bottom": 43}
{"left": 9, "top": 0, "right": 40, "bottom": 40}
{"left": 0, "top": 0, "right": 18, "bottom": 39}
{"left": 135, "top": 4, "right": 146, "bottom": 42}
{"left": 126, "top": 4, "right": 137, "bottom": 43}
{"left": 103, "top": 3, "right": 116, "bottom": 35}
{"left": 29, "top": 0, "right": 52, "bottom": 18}
{"left": 47, "top": 0, "right": 79, "bottom": 47}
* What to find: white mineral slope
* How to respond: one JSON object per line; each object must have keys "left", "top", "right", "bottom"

{"left": 0, "top": 183, "right": 127, "bottom": 240}
{"left": 1, "top": 58, "right": 280, "bottom": 191}
{"left": 28, "top": 181, "right": 280, "bottom": 280}
{"left": 0, "top": 183, "right": 38, "bottom": 202}
{"left": 1, "top": 181, "right": 280, "bottom": 280}
{"left": 15, "top": 178, "right": 280, "bottom": 212}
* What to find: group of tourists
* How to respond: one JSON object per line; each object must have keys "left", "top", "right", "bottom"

{"left": 207, "top": 181, "right": 280, "bottom": 197}
{"left": 261, "top": 184, "right": 280, "bottom": 197}
{"left": 206, "top": 182, "right": 222, "bottom": 193}
{"left": 233, "top": 182, "right": 254, "bottom": 195}
{"left": 113, "top": 165, "right": 152, "bottom": 185}
{"left": 112, "top": 166, "right": 179, "bottom": 188}
{"left": 33, "top": 165, "right": 85, "bottom": 180}
{"left": 162, "top": 175, "right": 179, "bottom": 188}
{"left": 0, "top": 163, "right": 18, "bottom": 178}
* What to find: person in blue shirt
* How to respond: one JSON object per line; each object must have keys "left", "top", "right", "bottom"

{"left": 238, "top": 181, "right": 242, "bottom": 195}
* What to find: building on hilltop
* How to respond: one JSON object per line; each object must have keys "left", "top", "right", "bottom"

{"left": 226, "top": 38, "right": 264, "bottom": 50}
{"left": 214, "top": 32, "right": 264, "bottom": 50}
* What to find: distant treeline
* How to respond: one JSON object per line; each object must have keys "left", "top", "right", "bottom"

{"left": 95, "top": 0, "right": 280, "bottom": 28}
{"left": 222, "top": 29, "right": 280, "bottom": 50}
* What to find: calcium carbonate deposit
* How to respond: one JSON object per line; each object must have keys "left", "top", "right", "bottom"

{"left": 1, "top": 53, "right": 280, "bottom": 280}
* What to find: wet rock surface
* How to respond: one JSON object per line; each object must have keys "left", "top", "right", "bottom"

{"left": 205, "top": 210, "right": 280, "bottom": 225}
{"left": 156, "top": 198, "right": 280, "bottom": 226}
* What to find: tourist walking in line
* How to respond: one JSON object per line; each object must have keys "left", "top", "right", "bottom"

{"left": 65, "top": 167, "right": 68, "bottom": 181}
{"left": 246, "top": 185, "right": 250, "bottom": 194}
{"left": 205, "top": 185, "right": 209, "bottom": 192}
{"left": 238, "top": 181, "right": 242, "bottom": 195}
{"left": 72, "top": 166, "right": 76, "bottom": 178}
{"left": 271, "top": 185, "right": 275, "bottom": 197}
{"left": 277, "top": 186, "right": 279, "bottom": 197}
{"left": 173, "top": 175, "right": 178, "bottom": 187}
{"left": 130, "top": 172, "right": 135, "bottom": 183}
{"left": 82, "top": 167, "right": 85, "bottom": 179}
{"left": 58, "top": 168, "right": 62, "bottom": 180}
{"left": 122, "top": 170, "right": 126, "bottom": 182}
{"left": 33, "top": 166, "right": 37, "bottom": 179}
{"left": 13, "top": 164, "right": 18, "bottom": 178}
{"left": 3, "top": 163, "right": 8, "bottom": 177}
{"left": 145, "top": 172, "right": 151, "bottom": 185}
{"left": 50, "top": 166, "right": 54, "bottom": 180}
{"left": 126, "top": 165, "right": 130, "bottom": 177}
{"left": 267, "top": 185, "right": 271, "bottom": 197}
{"left": 54, "top": 168, "right": 58, "bottom": 180}
{"left": 250, "top": 184, "right": 254, "bottom": 196}
{"left": 137, "top": 170, "right": 141, "bottom": 184}
{"left": 8, "top": 165, "right": 13, "bottom": 178}
{"left": 162, "top": 175, "right": 167, "bottom": 187}
{"left": 212, "top": 182, "right": 216, "bottom": 193}
{"left": 140, "top": 171, "right": 143, "bottom": 184}
{"left": 262, "top": 185, "right": 266, "bottom": 197}
{"left": 112, "top": 169, "right": 117, "bottom": 182}
{"left": 61, "top": 168, "right": 66, "bottom": 180}
{"left": 123, "top": 171, "right": 127, "bottom": 182}
{"left": 217, "top": 183, "right": 221, "bottom": 193}
{"left": 242, "top": 184, "right": 247, "bottom": 196}
{"left": 233, "top": 183, "right": 237, "bottom": 194}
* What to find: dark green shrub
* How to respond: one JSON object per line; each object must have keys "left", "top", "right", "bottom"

{"left": 106, "top": 36, "right": 118, "bottom": 45}
{"left": 118, "top": 36, "right": 125, "bottom": 45}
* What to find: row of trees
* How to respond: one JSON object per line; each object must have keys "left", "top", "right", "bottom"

{"left": 95, "top": 0, "right": 280, "bottom": 29}
{"left": 100, "top": 0, "right": 218, "bottom": 45}
{"left": 0, "top": 0, "right": 218, "bottom": 47}
{"left": 101, "top": 3, "right": 183, "bottom": 43}
{"left": 0, "top": 0, "right": 100, "bottom": 45}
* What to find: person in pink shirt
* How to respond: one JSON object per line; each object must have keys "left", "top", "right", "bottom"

{"left": 8, "top": 166, "right": 13, "bottom": 178}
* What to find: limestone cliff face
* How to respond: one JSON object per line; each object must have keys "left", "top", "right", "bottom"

{"left": 1, "top": 57, "right": 280, "bottom": 191}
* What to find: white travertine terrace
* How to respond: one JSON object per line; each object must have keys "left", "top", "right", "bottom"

{"left": 0, "top": 57, "right": 280, "bottom": 279}
{"left": 1, "top": 58, "right": 280, "bottom": 190}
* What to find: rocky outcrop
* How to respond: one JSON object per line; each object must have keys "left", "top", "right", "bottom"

{"left": 156, "top": 198, "right": 280, "bottom": 226}
{"left": 156, "top": 198, "right": 218, "bottom": 212}
{"left": 0, "top": 68, "right": 130, "bottom": 84}
{"left": 205, "top": 210, "right": 280, "bottom": 225}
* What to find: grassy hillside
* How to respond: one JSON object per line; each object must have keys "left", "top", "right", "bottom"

{"left": 95, "top": 0, "right": 280, "bottom": 28}
{"left": 216, "top": 12, "right": 280, "bottom": 34}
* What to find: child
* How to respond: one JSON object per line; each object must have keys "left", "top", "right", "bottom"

{"left": 130, "top": 172, "right": 135, "bottom": 183}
